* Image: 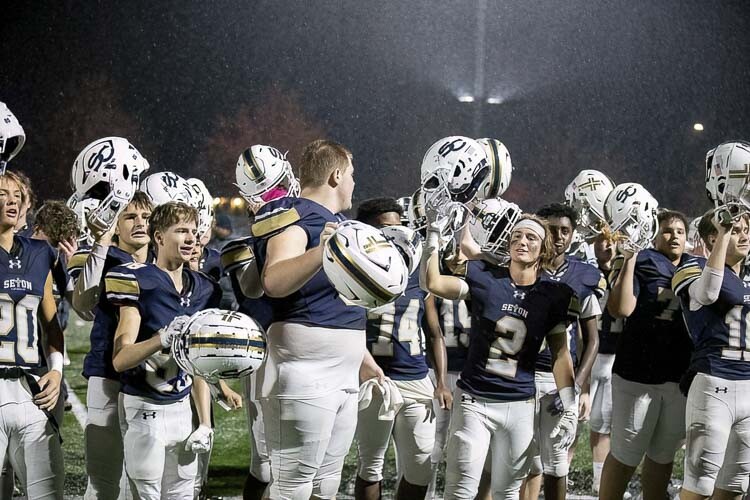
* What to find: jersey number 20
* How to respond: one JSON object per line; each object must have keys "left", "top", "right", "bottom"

{"left": 0, "top": 294, "right": 41, "bottom": 365}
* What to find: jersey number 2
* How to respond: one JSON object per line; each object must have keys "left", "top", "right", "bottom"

{"left": 486, "top": 316, "right": 527, "bottom": 378}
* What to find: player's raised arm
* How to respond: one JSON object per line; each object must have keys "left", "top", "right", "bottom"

{"left": 261, "top": 222, "right": 335, "bottom": 298}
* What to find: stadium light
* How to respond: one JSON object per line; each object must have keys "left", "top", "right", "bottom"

{"left": 231, "top": 197, "right": 244, "bottom": 209}
{"left": 458, "top": 95, "right": 475, "bottom": 103}
{"left": 693, "top": 123, "right": 704, "bottom": 132}
{"left": 213, "top": 197, "right": 223, "bottom": 207}
{"left": 486, "top": 97, "right": 503, "bottom": 104}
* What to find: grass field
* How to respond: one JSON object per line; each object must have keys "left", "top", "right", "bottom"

{"left": 60, "top": 314, "right": 684, "bottom": 498}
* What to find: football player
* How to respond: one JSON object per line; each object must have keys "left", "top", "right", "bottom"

{"left": 673, "top": 210, "right": 750, "bottom": 499}
{"left": 423, "top": 214, "right": 579, "bottom": 498}
{"left": 107, "top": 201, "right": 221, "bottom": 499}
{"left": 0, "top": 170, "right": 66, "bottom": 499}
{"left": 354, "top": 197, "right": 451, "bottom": 500}
{"left": 224, "top": 147, "right": 295, "bottom": 500}
{"left": 601, "top": 209, "right": 693, "bottom": 500}
{"left": 69, "top": 191, "right": 153, "bottom": 500}
{"left": 588, "top": 229, "right": 622, "bottom": 494}
{"left": 13, "top": 171, "right": 35, "bottom": 238}
{"left": 251, "top": 140, "right": 379, "bottom": 499}
{"left": 521, "top": 203, "right": 604, "bottom": 500}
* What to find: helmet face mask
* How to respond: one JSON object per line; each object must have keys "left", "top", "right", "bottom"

{"left": 381, "top": 225, "right": 423, "bottom": 275}
{"left": 407, "top": 189, "right": 428, "bottom": 236}
{"left": 235, "top": 145, "right": 300, "bottom": 203}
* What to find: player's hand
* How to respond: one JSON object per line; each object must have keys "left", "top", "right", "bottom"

{"left": 318, "top": 222, "right": 338, "bottom": 248}
{"left": 185, "top": 424, "right": 214, "bottom": 454}
{"left": 158, "top": 315, "right": 190, "bottom": 349}
{"left": 219, "top": 381, "right": 243, "bottom": 410}
{"left": 58, "top": 237, "right": 78, "bottom": 261}
{"left": 359, "top": 355, "right": 385, "bottom": 385}
{"left": 34, "top": 370, "right": 62, "bottom": 411}
{"left": 550, "top": 408, "right": 578, "bottom": 449}
{"left": 434, "top": 383, "right": 453, "bottom": 410}
{"left": 88, "top": 215, "right": 116, "bottom": 245}
{"left": 578, "top": 391, "right": 591, "bottom": 421}
{"left": 712, "top": 207, "right": 734, "bottom": 231}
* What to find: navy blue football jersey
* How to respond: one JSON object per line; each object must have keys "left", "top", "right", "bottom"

{"left": 610, "top": 249, "right": 693, "bottom": 384}
{"left": 0, "top": 236, "right": 56, "bottom": 369}
{"left": 436, "top": 297, "right": 471, "bottom": 373}
{"left": 457, "top": 261, "right": 576, "bottom": 402}
{"left": 537, "top": 257, "right": 605, "bottom": 371}
{"left": 367, "top": 272, "right": 429, "bottom": 381}
{"left": 199, "top": 246, "right": 222, "bottom": 282}
{"left": 221, "top": 236, "right": 274, "bottom": 330}
{"left": 50, "top": 250, "right": 72, "bottom": 330}
{"left": 673, "top": 257, "right": 750, "bottom": 380}
{"left": 598, "top": 302, "right": 623, "bottom": 355}
{"left": 106, "top": 262, "right": 221, "bottom": 401}
{"left": 71, "top": 246, "right": 139, "bottom": 380}
{"left": 251, "top": 197, "right": 366, "bottom": 330}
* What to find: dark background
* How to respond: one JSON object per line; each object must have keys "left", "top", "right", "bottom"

{"left": 3, "top": 0, "right": 749, "bottom": 215}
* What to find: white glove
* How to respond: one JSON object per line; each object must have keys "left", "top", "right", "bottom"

{"left": 549, "top": 386, "right": 578, "bottom": 449}
{"left": 185, "top": 424, "right": 213, "bottom": 454}
{"left": 158, "top": 315, "right": 190, "bottom": 349}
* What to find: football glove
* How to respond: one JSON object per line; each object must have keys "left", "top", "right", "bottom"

{"left": 159, "top": 315, "right": 190, "bottom": 349}
{"left": 185, "top": 424, "right": 213, "bottom": 454}
{"left": 549, "top": 386, "right": 578, "bottom": 449}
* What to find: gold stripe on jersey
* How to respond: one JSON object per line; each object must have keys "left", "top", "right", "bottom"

{"left": 68, "top": 251, "right": 89, "bottom": 272}
{"left": 105, "top": 276, "right": 140, "bottom": 296}
{"left": 251, "top": 208, "right": 301, "bottom": 237}
{"left": 672, "top": 265, "right": 702, "bottom": 293}
{"left": 221, "top": 246, "right": 254, "bottom": 270}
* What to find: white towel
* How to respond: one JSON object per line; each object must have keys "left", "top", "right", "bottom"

{"left": 358, "top": 378, "right": 404, "bottom": 420}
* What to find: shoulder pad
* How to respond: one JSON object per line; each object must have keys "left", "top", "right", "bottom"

{"left": 251, "top": 204, "right": 301, "bottom": 238}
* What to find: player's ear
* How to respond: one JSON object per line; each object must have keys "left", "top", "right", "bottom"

{"left": 328, "top": 168, "right": 341, "bottom": 188}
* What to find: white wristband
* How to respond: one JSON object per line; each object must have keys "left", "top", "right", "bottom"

{"left": 559, "top": 386, "right": 576, "bottom": 410}
{"left": 48, "top": 351, "right": 64, "bottom": 374}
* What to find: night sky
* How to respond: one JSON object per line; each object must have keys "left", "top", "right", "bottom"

{"left": 3, "top": 0, "right": 750, "bottom": 216}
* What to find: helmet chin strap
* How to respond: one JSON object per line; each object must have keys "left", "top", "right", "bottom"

{"left": 0, "top": 160, "right": 6, "bottom": 176}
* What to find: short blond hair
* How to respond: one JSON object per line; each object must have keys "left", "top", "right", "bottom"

{"left": 0, "top": 170, "right": 26, "bottom": 203}
{"left": 148, "top": 202, "right": 198, "bottom": 242}
{"left": 298, "top": 140, "right": 352, "bottom": 188}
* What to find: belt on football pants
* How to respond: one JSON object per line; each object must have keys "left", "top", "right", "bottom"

{"left": 0, "top": 366, "right": 64, "bottom": 443}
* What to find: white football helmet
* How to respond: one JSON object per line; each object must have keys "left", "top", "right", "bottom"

{"left": 235, "top": 145, "right": 300, "bottom": 203}
{"left": 66, "top": 193, "right": 99, "bottom": 246}
{"left": 187, "top": 178, "right": 214, "bottom": 239}
{"left": 705, "top": 141, "right": 750, "bottom": 215}
{"left": 0, "top": 102, "right": 25, "bottom": 174}
{"left": 468, "top": 198, "right": 522, "bottom": 257}
{"left": 564, "top": 169, "right": 615, "bottom": 238}
{"left": 407, "top": 189, "right": 427, "bottom": 234}
{"left": 323, "top": 220, "right": 409, "bottom": 309}
{"left": 71, "top": 137, "right": 149, "bottom": 233}
{"left": 140, "top": 171, "right": 192, "bottom": 206}
{"left": 604, "top": 183, "right": 659, "bottom": 253}
{"left": 476, "top": 138, "right": 512, "bottom": 200}
{"left": 420, "top": 136, "right": 489, "bottom": 210}
{"left": 172, "top": 309, "right": 266, "bottom": 381}
{"left": 396, "top": 196, "right": 411, "bottom": 225}
{"left": 381, "top": 225, "right": 423, "bottom": 275}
